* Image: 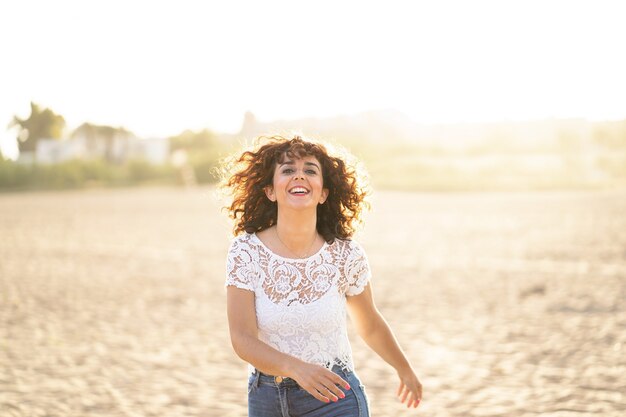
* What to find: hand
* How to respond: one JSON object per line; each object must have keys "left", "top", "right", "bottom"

{"left": 396, "top": 367, "right": 422, "bottom": 408}
{"left": 289, "top": 362, "right": 351, "bottom": 404}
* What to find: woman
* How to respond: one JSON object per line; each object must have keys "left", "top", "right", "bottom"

{"left": 222, "top": 135, "right": 422, "bottom": 416}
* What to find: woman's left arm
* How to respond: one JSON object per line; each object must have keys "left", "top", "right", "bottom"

{"left": 347, "top": 283, "right": 423, "bottom": 409}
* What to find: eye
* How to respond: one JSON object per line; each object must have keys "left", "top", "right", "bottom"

{"left": 306, "top": 169, "right": 317, "bottom": 175}
{"left": 282, "top": 168, "right": 294, "bottom": 174}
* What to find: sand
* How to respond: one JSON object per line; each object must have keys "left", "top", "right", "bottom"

{"left": 1, "top": 186, "right": 624, "bottom": 416}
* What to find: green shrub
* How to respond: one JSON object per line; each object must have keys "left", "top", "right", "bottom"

{"left": 0, "top": 158, "right": 178, "bottom": 191}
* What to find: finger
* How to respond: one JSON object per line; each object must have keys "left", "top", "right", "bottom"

{"left": 324, "top": 381, "right": 346, "bottom": 400}
{"left": 318, "top": 379, "right": 349, "bottom": 403}
{"left": 312, "top": 375, "right": 344, "bottom": 402}
{"left": 400, "top": 385, "right": 410, "bottom": 404}
{"left": 409, "top": 391, "right": 422, "bottom": 408}
{"left": 324, "top": 372, "right": 349, "bottom": 399}
{"left": 328, "top": 373, "right": 350, "bottom": 391}
{"left": 318, "top": 384, "right": 340, "bottom": 402}
{"left": 397, "top": 383, "right": 407, "bottom": 398}
{"left": 396, "top": 381, "right": 404, "bottom": 397}
{"left": 406, "top": 393, "right": 416, "bottom": 408}
{"left": 303, "top": 384, "right": 332, "bottom": 404}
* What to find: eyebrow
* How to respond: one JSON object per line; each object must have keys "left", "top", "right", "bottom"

{"left": 279, "top": 160, "right": 321, "bottom": 170}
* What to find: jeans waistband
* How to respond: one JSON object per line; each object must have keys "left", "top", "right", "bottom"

{"left": 251, "top": 363, "right": 353, "bottom": 389}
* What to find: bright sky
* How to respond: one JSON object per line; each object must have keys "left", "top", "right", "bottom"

{"left": 1, "top": 0, "right": 625, "bottom": 158}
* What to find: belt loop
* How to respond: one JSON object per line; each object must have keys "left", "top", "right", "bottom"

{"left": 253, "top": 368, "right": 261, "bottom": 388}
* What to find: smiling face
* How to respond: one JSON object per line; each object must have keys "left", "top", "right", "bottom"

{"left": 264, "top": 155, "right": 329, "bottom": 211}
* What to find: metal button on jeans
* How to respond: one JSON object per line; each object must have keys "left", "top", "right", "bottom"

{"left": 274, "top": 376, "right": 283, "bottom": 383}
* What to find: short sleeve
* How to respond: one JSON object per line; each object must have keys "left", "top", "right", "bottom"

{"left": 225, "top": 235, "right": 258, "bottom": 292}
{"left": 344, "top": 240, "right": 372, "bottom": 296}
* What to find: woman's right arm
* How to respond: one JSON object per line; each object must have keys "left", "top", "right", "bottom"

{"left": 226, "top": 286, "right": 349, "bottom": 403}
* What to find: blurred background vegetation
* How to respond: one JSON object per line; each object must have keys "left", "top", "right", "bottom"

{"left": 1, "top": 102, "right": 625, "bottom": 192}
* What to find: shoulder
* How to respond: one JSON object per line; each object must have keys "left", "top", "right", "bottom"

{"left": 341, "top": 238, "right": 367, "bottom": 254}
{"left": 329, "top": 237, "right": 368, "bottom": 259}
{"left": 339, "top": 238, "right": 372, "bottom": 291}
{"left": 233, "top": 232, "right": 254, "bottom": 244}
{"left": 227, "top": 232, "right": 258, "bottom": 253}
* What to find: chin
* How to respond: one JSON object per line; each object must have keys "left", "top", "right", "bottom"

{"left": 280, "top": 201, "right": 316, "bottom": 210}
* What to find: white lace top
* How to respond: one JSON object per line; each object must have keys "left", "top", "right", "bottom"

{"left": 225, "top": 232, "right": 371, "bottom": 375}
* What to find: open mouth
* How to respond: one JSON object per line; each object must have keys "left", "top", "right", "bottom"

{"left": 289, "top": 186, "right": 310, "bottom": 195}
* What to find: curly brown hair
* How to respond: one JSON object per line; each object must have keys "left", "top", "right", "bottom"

{"left": 219, "top": 135, "right": 370, "bottom": 243}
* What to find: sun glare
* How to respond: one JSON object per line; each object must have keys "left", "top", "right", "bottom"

{"left": 1, "top": 1, "right": 625, "bottom": 160}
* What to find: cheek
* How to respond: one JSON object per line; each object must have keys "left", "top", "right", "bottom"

{"left": 313, "top": 177, "right": 325, "bottom": 190}
{"left": 277, "top": 178, "right": 290, "bottom": 189}
{"left": 272, "top": 172, "right": 287, "bottom": 187}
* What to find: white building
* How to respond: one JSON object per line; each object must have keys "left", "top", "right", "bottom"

{"left": 29, "top": 136, "right": 169, "bottom": 164}
{"left": 35, "top": 137, "right": 89, "bottom": 164}
{"left": 127, "top": 137, "right": 170, "bottom": 164}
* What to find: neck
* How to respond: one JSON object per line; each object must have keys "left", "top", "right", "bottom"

{"left": 275, "top": 208, "right": 318, "bottom": 250}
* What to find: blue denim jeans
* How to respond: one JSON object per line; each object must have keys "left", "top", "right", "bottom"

{"left": 247, "top": 364, "right": 370, "bottom": 417}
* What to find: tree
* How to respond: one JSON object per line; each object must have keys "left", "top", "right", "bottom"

{"left": 169, "top": 129, "right": 218, "bottom": 152}
{"left": 169, "top": 129, "right": 221, "bottom": 183}
{"left": 10, "top": 102, "right": 66, "bottom": 153}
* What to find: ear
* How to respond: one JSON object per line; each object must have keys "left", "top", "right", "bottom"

{"left": 264, "top": 185, "right": 276, "bottom": 202}
{"left": 319, "top": 188, "right": 329, "bottom": 204}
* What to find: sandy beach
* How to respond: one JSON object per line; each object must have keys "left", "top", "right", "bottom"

{"left": 1, "top": 186, "right": 624, "bottom": 416}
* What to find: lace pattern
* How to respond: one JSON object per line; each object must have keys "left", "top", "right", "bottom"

{"left": 225, "top": 232, "right": 371, "bottom": 374}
